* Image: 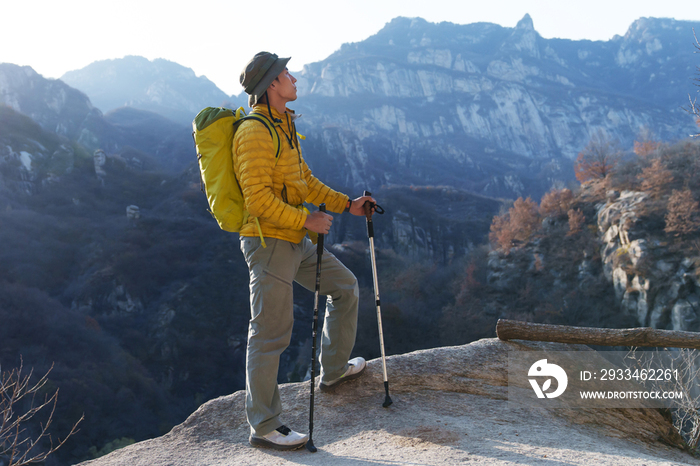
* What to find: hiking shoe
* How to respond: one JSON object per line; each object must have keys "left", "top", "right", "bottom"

{"left": 320, "top": 357, "right": 366, "bottom": 392}
{"left": 249, "top": 425, "right": 308, "bottom": 450}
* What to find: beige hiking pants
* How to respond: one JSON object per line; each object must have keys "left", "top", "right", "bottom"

{"left": 239, "top": 236, "right": 359, "bottom": 436}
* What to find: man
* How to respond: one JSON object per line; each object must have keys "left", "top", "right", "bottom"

{"left": 236, "top": 51, "right": 375, "bottom": 450}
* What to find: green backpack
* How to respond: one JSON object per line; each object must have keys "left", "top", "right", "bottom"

{"left": 192, "top": 106, "right": 281, "bottom": 245}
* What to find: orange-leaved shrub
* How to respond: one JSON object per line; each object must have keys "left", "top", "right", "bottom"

{"left": 633, "top": 127, "right": 661, "bottom": 158}
{"left": 665, "top": 188, "right": 700, "bottom": 238}
{"left": 634, "top": 140, "right": 661, "bottom": 158}
{"left": 489, "top": 197, "right": 540, "bottom": 251}
{"left": 567, "top": 208, "right": 585, "bottom": 236}
{"left": 539, "top": 188, "right": 574, "bottom": 218}
{"left": 638, "top": 158, "right": 673, "bottom": 198}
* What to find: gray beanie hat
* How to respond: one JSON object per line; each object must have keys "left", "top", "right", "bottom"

{"left": 240, "top": 52, "right": 291, "bottom": 107}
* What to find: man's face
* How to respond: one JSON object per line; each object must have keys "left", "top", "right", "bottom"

{"left": 271, "top": 68, "right": 297, "bottom": 102}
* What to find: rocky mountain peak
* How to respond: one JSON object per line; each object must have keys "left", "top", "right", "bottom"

{"left": 503, "top": 13, "right": 540, "bottom": 58}
{"left": 612, "top": 16, "right": 692, "bottom": 68}
{"left": 623, "top": 16, "right": 675, "bottom": 40}
{"left": 60, "top": 56, "right": 230, "bottom": 125}
{"left": 375, "top": 16, "right": 430, "bottom": 35}
{"left": 515, "top": 13, "right": 535, "bottom": 31}
{"left": 0, "top": 63, "right": 103, "bottom": 147}
{"left": 0, "top": 63, "right": 94, "bottom": 112}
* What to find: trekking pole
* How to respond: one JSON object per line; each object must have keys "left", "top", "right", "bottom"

{"left": 306, "top": 203, "right": 325, "bottom": 453}
{"left": 363, "top": 191, "right": 392, "bottom": 408}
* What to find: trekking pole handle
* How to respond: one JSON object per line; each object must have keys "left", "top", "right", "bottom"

{"left": 362, "top": 191, "right": 385, "bottom": 218}
{"left": 363, "top": 191, "right": 372, "bottom": 215}
{"left": 318, "top": 204, "right": 326, "bottom": 253}
{"left": 362, "top": 190, "right": 384, "bottom": 238}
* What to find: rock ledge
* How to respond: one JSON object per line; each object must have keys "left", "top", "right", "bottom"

{"left": 79, "top": 338, "right": 697, "bottom": 466}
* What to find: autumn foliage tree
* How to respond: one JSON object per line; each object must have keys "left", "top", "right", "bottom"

{"left": 456, "top": 262, "right": 480, "bottom": 306}
{"left": 489, "top": 197, "right": 541, "bottom": 251}
{"left": 638, "top": 158, "right": 673, "bottom": 198}
{"left": 665, "top": 188, "right": 700, "bottom": 238}
{"left": 633, "top": 127, "right": 661, "bottom": 158}
{"left": 567, "top": 208, "right": 585, "bottom": 236}
{"left": 539, "top": 188, "right": 574, "bottom": 218}
{"left": 574, "top": 131, "right": 622, "bottom": 183}
{"left": 634, "top": 140, "right": 661, "bottom": 158}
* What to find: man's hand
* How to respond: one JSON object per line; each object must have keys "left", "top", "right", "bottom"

{"left": 304, "top": 210, "right": 333, "bottom": 234}
{"left": 348, "top": 195, "right": 376, "bottom": 217}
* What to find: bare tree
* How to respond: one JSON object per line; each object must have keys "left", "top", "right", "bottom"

{"left": 626, "top": 348, "right": 700, "bottom": 451}
{"left": 666, "top": 349, "right": 700, "bottom": 450}
{"left": 633, "top": 126, "right": 662, "bottom": 158}
{"left": 574, "top": 130, "right": 622, "bottom": 183}
{"left": 1, "top": 361, "right": 82, "bottom": 466}
{"left": 687, "top": 29, "right": 700, "bottom": 138}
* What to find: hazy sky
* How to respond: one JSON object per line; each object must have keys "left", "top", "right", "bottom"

{"left": 2, "top": 0, "right": 698, "bottom": 95}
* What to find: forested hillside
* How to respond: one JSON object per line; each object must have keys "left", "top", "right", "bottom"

{"left": 463, "top": 136, "right": 700, "bottom": 339}
{"left": 0, "top": 102, "right": 501, "bottom": 464}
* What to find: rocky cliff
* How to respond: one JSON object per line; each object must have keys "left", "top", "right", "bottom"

{"left": 0, "top": 63, "right": 108, "bottom": 149}
{"left": 293, "top": 15, "right": 699, "bottom": 198}
{"left": 76, "top": 339, "right": 693, "bottom": 466}
{"left": 481, "top": 139, "right": 700, "bottom": 335}
{"left": 599, "top": 189, "right": 700, "bottom": 332}
{"left": 0, "top": 104, "right": 98, "bottom": 206}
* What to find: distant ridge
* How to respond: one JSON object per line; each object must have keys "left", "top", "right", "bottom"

{"left": 0, "top": 62, "right": 199, "bottom": 171}
{"left": 60, "top": 56, "right": 234, "bottom": 126}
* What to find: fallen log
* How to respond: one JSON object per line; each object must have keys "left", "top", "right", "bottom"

{"left": 496, "top": 319, "right": 700, "bottom": 349}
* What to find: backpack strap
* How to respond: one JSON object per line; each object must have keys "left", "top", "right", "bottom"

{"left": 237, "top": 113, "right": 282, "bottom": 163}
{"left": 232, "top": 112, "right": 284, "bottom": 249}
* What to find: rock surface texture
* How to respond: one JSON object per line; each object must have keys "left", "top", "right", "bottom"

{"left": 78, "top": 338, "right": 695, "bottom": 466}
{"left": 598, "top": 190, "right": 700, "bottom": 332}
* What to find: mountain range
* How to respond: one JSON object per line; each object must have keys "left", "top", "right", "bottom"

{"left": 292, "top": 15, "right": 699, "bottom": 197}
{"left": 51, "top": 15, "right": 700, "bottom": 199}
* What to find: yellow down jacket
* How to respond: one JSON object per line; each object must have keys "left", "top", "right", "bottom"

{"left": 233, "top": 104, "right": 349, "bottom": 244}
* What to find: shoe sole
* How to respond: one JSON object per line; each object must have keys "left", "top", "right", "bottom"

{"left": 249, "top": 436, "right": 308, "bottom": 451}
{"left": 319, "top": 364, "right": 366, "bottom": 392}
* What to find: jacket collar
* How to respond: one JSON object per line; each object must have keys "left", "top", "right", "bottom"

{"left": 251, "top": 104, "right": 301, "bottom": 124}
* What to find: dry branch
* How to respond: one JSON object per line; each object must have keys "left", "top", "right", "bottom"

{"left": 0, "top": 361, "right": 83, "bottom": 466}
{"left": 496, "top": 319, "right": 700, "bottom": 349}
